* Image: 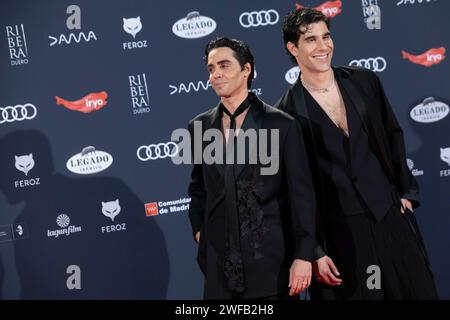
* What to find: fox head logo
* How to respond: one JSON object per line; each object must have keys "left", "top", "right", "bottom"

{"left": 15, "top": 153, "right": 35, "bottom": 176}
{"left": 123, "top": 17, "right": 142, "bottom": 38}
{"left": 440, "top": 148, "right": 450, "bottom": 167}
{"left": 102, "top": 199, "right": 121, "bottom": 221}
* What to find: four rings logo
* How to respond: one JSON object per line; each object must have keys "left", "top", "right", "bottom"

{"left": 239, "top": 9, "right": 279, "bottom": 28}
{"left": 137, "top": 142, "right": 179, "bottom": 161}
{"left": 1, "top": 103, "right": 37, "bottom": 124}
{"left": 349, "top": 57, "right": 386, "bottom": 72}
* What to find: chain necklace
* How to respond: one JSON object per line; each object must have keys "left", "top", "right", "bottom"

{"left": 300, "top": 74, "right": 335, "bottom": 93}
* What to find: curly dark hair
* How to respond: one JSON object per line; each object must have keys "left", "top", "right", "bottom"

{"left": 282, "top": 8, "right": 330, "bottom": 64}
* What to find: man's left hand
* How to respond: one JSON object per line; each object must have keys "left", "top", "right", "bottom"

{"left": 400, "top": 198, "right": 413, "bottom": 214}
{"left": 288, "top": 259, "right": 312, "bottom": 296}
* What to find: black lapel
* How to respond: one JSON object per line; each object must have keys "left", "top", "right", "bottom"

{"left": 234, "top": 94, "right": 264, "bottom": 179}
{"left": 335, "top": 67, "right": 396, "bottom": 182}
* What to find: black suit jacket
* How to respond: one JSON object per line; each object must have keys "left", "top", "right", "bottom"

{"left": 275, "top": 66, "right": 420, "bottom": 257}
{"left": 188, "top": 93, "right": 316, "bottom": 299}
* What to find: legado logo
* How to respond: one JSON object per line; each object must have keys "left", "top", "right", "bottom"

{"left": 172, "top": 11, "right": 216, "bottom": 39}
{"left": 239, "top": 10, "right": 279, "bottom": 28}
{"left": 349, "top": 57, "right": 386, "bottom": 72}
{"left": 296, "top": 1, "right": 342, "bottom": 18}
{"left": 402, "top": 47, "right": 445, "bottom": 67}
{"left": 145, "top": 197, "right": 191, "bottom": 217}
{"left": 285, "top": 66, "right": 300, "bottom": 84}
{"left": 410, "top": 97, "right": 449, "bottom": 123}
{"left": 66, "top": 146, "right": 113, "bottom": 175}
{"left": 48, "top": 5, "right": 97, "bottom": 47}
{"left": 1, "top": 103, "right": 37, "bottom": 124}
{"left": 55, "top": 91, "right": 108, "bottom": 114}
{"left": 137, "top": 142, "right": 179, "bottom": 161}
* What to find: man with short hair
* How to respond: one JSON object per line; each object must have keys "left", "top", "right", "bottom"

{"left": 276, "top": 8, "right": 438, "bottom": 299}
{"left": 187, "top": 37, "right": 316, "bottom": 299}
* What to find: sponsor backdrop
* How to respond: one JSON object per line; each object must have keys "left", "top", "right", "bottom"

{"left": 0, "top": 0, "right": 449, "bottom": 299}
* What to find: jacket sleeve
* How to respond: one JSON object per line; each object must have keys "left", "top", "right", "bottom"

{"left": 373, "top": 72, "right": 420, "bottom": 208}
{"left": 283, "top": 119, "right": 317, "bottom": 261}
{"left": 187, "top": 120, "right": 206, "bottom": 238}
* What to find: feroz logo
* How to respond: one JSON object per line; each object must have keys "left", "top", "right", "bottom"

{"left": 48, "top": 5, "right": 97, "bottom": 47}
{"left": 296, "top": 1, "right": 342, "bottom": 18}
{"left": 15, "top": 153, "right": 35, "bottom": 176}
{"left": 55, "top": 91, "right": 108, "bottom": 114}
{"left": 1, "top": 103, "right": 37, "bottom": 124}
{"left": 349, "top": 57, "right": 386, "bottom": 72}
{"left": 66, "top": 146, "right": 113, "bottom": 175}
{"left": 362, "top": 0, "right": 381, "bottom": 30}
{"left": 6, "top": 24, "right": 29, "bottom": 66}
{"left": 410, "top": 97, "right": 449, "bottom": 123}
{"left": 101, "top": 199, "right": 126, "bottom": 234}
{"left": 137, "top": 142, "right": 179, "bottom": 161}
{"left": 239, "top": 10, "right": 279, "bottom": 28}
{"left": 402, "top": 47, "right": 446, "bottom": 67}
{"left": 172, "top": 11, "right": 216, "bottom": 39}
{"left": 122, "top": 16, "right": 148, "bottom": 50}
{"left": 285, "top": 66, "right": 300, "bottom": 84}
{"left": 129, "top": 73, "right": 150, "bottom": 114}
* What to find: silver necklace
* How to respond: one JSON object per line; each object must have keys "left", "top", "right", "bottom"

{"left": 300, "top": 74, "right": 335, "bottom": 93}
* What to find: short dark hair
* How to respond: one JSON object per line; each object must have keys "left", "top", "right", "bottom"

{"left": 204, "top": 37, "right": 255, "bottom": 88}
{"left": 282, "top": 8, "right": 330, "bottom": 64}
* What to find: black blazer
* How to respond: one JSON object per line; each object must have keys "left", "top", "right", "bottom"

{"left": 275, "top": 66, "right": 419, "bottom": 257}
{"left": 188, "top": 93, "right": 316, "bottom": 299}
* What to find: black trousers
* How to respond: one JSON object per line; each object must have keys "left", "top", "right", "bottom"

{"left": 310, "top": 205, "right": 438, "bottom": 300}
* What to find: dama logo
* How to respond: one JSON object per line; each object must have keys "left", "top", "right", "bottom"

{"left": 145, "top": 202, "right": 159, "bottom": 216}
{"left": 402, "top": 47, "right": 445, "bottom": 67}
{"left": 296, "top": 1, "right": 342, "bottom": 18}
{"left": 55, "top": 91, "right": 108, "bottom": 113}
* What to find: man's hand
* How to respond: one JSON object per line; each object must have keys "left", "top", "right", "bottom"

{"left": 289, "top": 259, "right": 312, "bottom": 296}
{"left": 313, "top": 256, "right": 342, "bottom": 286}
{"left": 400, "top": 198, "right": 413, "bottom": 214}
{"left": 195, "top": 232, "right": 200, "bottom": 243}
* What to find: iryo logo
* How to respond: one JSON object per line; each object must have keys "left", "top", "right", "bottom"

{"left": 55, "top": 91, "right": 108, "bottom": 113}
{"left": 296, "top": 1, "right": 342, "bottom": 18}
{"left": 402, "top": 47, "right": 446, "bottom": 67}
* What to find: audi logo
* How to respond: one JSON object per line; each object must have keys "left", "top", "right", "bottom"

{"left": 349, "top": 57, "right": 387, "bottom": 72}
{"left": 239, "top": 9, "right": 279, "bottom": 28}
{"left": 137, "top": 142, "right": 179, "bottom": 161}
{"left": 1, "top": 103, "right": 37, "bottom": 124}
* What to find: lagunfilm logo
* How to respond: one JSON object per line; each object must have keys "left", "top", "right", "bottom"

{"left": 47, "top": 214, "right": 82, "bottom": 238}
{"left": 129, "top": 73, "right": 150, "bottom": 114}
{"left": 66, "top": 146, "right": 113, "bottom": 175}
{"left": 48, "top": 5, "right": 97, "bottom": 47}
{"left": 410, "top": 97, "right": 449, "bottom": 123}
{"left": 6, "top": 24, "right": 29, "bottom": 66}
{"left": 407, "top": 158, "right": 424, "bottom": 177}
{"left": 285, "top": 66, "right": 300, "bottom": 84}
{"left": 172, "top": 11, "right": 216, "bottom": 39}
{"left": 362, "top": 0, "right": 381, "bottom": 30}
